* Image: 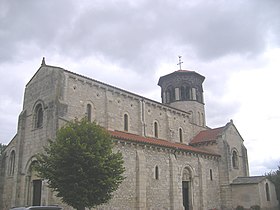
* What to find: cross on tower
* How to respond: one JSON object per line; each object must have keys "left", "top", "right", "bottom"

{"left": 177, "top": 55, "right": 183, "bottom": 70}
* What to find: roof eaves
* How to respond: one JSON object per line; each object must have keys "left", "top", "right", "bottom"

{"left": 110, "top": 130, "right": 220, "bottom": 157}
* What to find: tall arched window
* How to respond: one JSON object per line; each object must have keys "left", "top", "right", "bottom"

{"left": 155, "top": 165, "right": 159, "bottom": 180}
{"left": 154, "top": 122, "right": 158, "bottom": 138}
{"left": 266, "top": 183, "right": 270, "bottom": 201}
{"left": 180, "top": 86, "right": 185, "bottom": 100}
{"left": 180, "top": 85, "right": 191, "bottom": 101}
{"left": 179, "top": 128, "right": 183, "bottom": 143}
{"left": 166, "top": 86, "right": 175, "bottom": 103}
{"left": 87, "top": 104, "right": 92, "bottom": 122}
{"left": 9, "top": 150, "right": 15, "bottom": 176}
{"left": 166, "top": 90, "right": 171, "bottom": 104}
{"left": 210, "top": 169, "right": 213, "bottom": 181}
{"left": 232, "top": 150, "right": 238, "bottom": 169}
{"left": 35, "top": 104, "right": 43, "bottom": 128}
{"left": 124, "top": 114, "right": 128, "bottom": 131}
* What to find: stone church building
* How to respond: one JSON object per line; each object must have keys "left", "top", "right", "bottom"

{"left": 0, "top": 59, "right": 278, "bottom": 210}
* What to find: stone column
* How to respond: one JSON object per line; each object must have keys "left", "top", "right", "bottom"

{"left": 136, "top": 149, "right": 146, "bottom": 210}
{"left": 169, "top": 153, "right": 184, "bottom": 210}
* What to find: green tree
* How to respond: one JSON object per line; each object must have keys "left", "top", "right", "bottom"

{"left": 35, "top": 119, "right": 125, "bottom": 210}
{"left": 266, "top": 164, "right": 280, "bottom": 207}
{"left": 0, "top": 143, "right": 6, "bottom": 157}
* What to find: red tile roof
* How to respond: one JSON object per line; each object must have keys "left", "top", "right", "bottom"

{"left": 190, "top": 127, "right": 225, "bottom": 145}
{"left": 109, "top": 130, "right": 220, "bottom": 157}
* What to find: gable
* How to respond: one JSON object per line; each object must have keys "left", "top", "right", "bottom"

{"left": 190, "top": 126, "right": 225, "bottom": 145}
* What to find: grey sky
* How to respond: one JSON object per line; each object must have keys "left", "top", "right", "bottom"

{"left": 1, "top": 0, "right": 280, "bottom": 175}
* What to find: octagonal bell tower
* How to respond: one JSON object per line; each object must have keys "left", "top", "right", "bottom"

{"left": 158, "top": 70, "right": 206, "bottom": 127}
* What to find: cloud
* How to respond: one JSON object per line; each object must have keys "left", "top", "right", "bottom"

{"left": 1, "top": 0, "right": 279, "bottom": 73}
{"left": 0, "top": 0, "right": 280, "bottom": 176}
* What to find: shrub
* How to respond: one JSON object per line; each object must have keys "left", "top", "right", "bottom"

{"left": 250, "top": 205, "right": 260, "bottom": 210}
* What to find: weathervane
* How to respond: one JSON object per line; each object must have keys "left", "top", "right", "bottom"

{"left": 177, "top": 55, "right": 183, "bottom": 70}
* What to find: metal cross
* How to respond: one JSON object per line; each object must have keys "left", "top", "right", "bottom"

{"left": 177, "top": 55, "right": 183, "bottom": 70}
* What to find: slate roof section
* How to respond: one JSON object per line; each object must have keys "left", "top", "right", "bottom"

{"left": 231, "top": 176, "right": 266, "bottom": 185}
{"left": 109, "top": 130, "right": 220, "bottom": 157}
{"left": 190, "top": 126, "right": 225, "bottom": 145}
{"left": 158, "top": 70, "right": 205, "bottom": 86}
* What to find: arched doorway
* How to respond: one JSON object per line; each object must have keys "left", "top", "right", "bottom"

{"left": 26, "top": 160, "right": 42, "bottom": 206}
{"left": 182, "top": 167, "right": 192, "bottom": 210}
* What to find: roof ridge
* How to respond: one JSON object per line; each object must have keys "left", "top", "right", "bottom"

{"left": 109, "top": 130, "right": 220, "bottom": 157}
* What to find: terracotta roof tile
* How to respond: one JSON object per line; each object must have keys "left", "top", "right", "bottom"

{"left": 190, "top": 127, "right": 225, "bottom": 145}
{"left": 109, "top": 130, "right": 220, "bottom": 157}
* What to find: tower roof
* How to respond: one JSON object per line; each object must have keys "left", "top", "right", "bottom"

{"left": 158, "top": 69, "right": 205, "bottom": 86}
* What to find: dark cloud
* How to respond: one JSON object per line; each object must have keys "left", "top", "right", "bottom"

{"left": 55, "top": 0, "right": 280, "bottom": 67}
{"left": 1, "top": 0, "right": 279, "bottom": 70}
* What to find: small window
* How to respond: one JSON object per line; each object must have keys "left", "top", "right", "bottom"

{"left": 124, "top": 114, "right": 128, "bottom": 131}
{"left": 9, "top": 150, "right": 15, "bottom": 176}
{"left": 232, "top": 150, "right": 239, "bottom": 169}
{"left": 35, "top": 104, "right": 43, "bottom": 128}
{"left": 179, "top": 128, "right": 183, "bottom": 143}
{"left": 210, "top": 169, "right": 213, "bottom": 181}
{"left": 87, "top": 104, "right": 92, "bottom": 122}
{"left": 155, "top": 166, "right": 159, "bottom": 180}
{"left": 266, "top": 183, "right": 270, "bottom": 201}
{"left": 154, "top": 122, "right": 158, "bottom": 138}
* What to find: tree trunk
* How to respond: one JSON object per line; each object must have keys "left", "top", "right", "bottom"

{"left": 77, "top": 206, "right": 85, "bottom": 210}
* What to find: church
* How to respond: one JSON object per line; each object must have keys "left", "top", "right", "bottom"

{"left": 0, "top": 58, "right": 278, "bottom": 210}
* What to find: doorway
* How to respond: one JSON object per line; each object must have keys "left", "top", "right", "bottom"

{"left": 182, "top": 181, "right": 190, "bottom": 210}
{"left": 32, "top": 179, "right": 42, "bottom": 206}
{"left": 182, "top": 167, "right": 192, "bottom": 210}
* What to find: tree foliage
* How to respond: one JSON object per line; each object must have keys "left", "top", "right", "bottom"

{"left": 266, "top": 164, "right": 280, "bottom": 204}
{"left": 35, "top": 119, "right": 125, "bottom": 210}
{"left": 0, "top": 143, "right": 6, "bottom": 157}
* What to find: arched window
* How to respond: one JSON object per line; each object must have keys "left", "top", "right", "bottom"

{"left": 266, "top": 183, "right": 270, "bottom": 201}
{"left": 124, "top": 114, "right": 128, "bottom": 131}
{"left": 196, "top": 89, "right": 202, "bottom": 103}
{"left": 35, "top": 104, "right": 43, "bottom": 128}
{"left": 87, "top": 104, "right": 92, "bottom": 122}
{"left": 210, "top": 169, "right": 213, "bottom": 181}
{"left": 155, "top": 165, "right": 159, "bottom": 180}
{"left": 9, "top": 150, "right": 15, "bottom": 176}
{"left": 181, "top": 86, "right": 186, "bottom": 100}
{"left": 186, "top": 87, "right": 191, "bottom": 100}
{"left": 179, "top": 128, "right": 183, "bottom": 143}
{"left": 166, "top": 86, "right": 175, "bottom": 103}
{"left": 198, "top": 111, "right": 201, "bottom": 125}
{"left": 166, "top": 90, "right": 171, "bottom": 103}
{"left": 154, "top": 122, "right": 158, "bottom": 138}
{"left": 232, "top": 150, "right": 239, "bottom": 169}
{"left": 181, "top": 86, "right": 191, "bottom": 100}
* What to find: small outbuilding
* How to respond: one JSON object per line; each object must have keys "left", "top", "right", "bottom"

{"left": 231, "top": 176, "right": 278, "bottom": 209}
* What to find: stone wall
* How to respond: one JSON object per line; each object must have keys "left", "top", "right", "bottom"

{"left": 232, "top": 179, "right": 279, "bottom": 210}
{"left": 63, "top": 71, "right": 204, "bottom": 144}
